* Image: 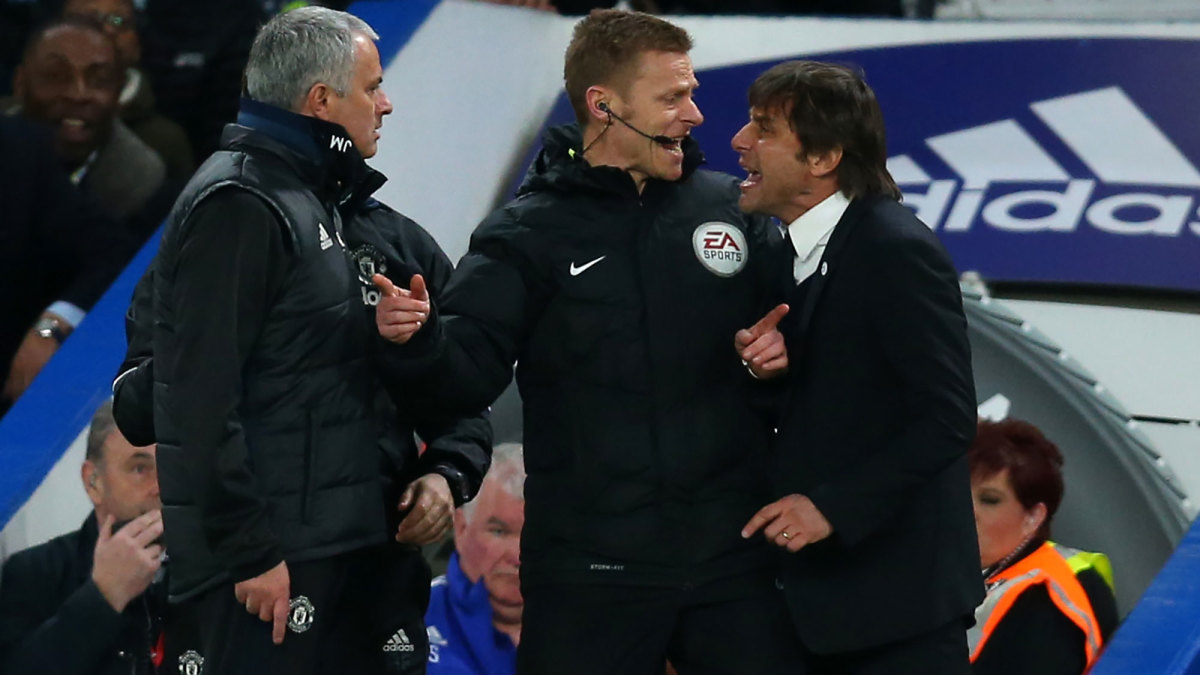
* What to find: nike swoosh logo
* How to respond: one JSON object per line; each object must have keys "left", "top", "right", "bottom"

{"left": 569, "top": 256, "right": 606, "bottom": 276}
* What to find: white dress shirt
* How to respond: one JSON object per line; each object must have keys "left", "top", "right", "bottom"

{"left": 786, "top": 191, "right": 851, "bottom": 285}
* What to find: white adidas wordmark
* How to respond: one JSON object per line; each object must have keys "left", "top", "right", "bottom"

{"left": 889, "top": 86, "right": 1200, "bottom": 238}
{"left": 318, "top": 223, "right": 333, "bottom": 250}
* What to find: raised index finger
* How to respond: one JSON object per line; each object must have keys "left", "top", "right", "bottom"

{"left": 98, "top": 514, "right": 115, "bottom": 542}
{"left": 272, "top": 596, "right": 288, "bottom": 645}
{"left": 751, "top": 304, "right": 790, "bottom": 335}
{"left": 741, "top": 500, "right": 784, "bottom": 538}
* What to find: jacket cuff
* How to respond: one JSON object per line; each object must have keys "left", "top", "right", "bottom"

{"left": 806, "top": 485, "right": 861, "bottom": 549}
{"left": 228, "top": 547, "right": 285, "bottom": 584}
{"left": 378, "top": 304, "right": 446, "bottom": 374}
{"left": 76, "top": 578, "right": 127, "bottom": 620}
{"left": 426, "top": 462, "right": 474, "bottom": 508}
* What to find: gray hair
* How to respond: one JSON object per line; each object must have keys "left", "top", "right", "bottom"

{"left": 461, "top": 443, "right": 526, "bottom": 521}
{"left": 244, "top": 6, "right": 378, "bottom": 113}
{"left": 86, "top": 399, "right": 117, "bottom": 464}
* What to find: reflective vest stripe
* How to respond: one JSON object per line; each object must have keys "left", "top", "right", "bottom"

{"left": 970, "top": 542, "right": 1104, "bottom": 667}
{"left": 1042, "top": 570, "right": 1103, "bottom": 661}
{"left": 967, "top": 569, "right": 1042, "bottom": 656}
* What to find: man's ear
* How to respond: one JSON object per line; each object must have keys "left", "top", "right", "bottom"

{"left": 808, "top": 146, "right": 843, "bottom": 179}
{"left": 585, "top": 85, "right": 615, "bottom": 124}
{"left": 301, "top": 82, "right": 335, "bottom": 121}
{"left": 82, "top": 460, "right": 103, "bottom": 507}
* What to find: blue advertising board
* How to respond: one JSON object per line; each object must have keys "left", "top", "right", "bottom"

{"left": 672, "top": 38, "right": 1200, "bottom": 294}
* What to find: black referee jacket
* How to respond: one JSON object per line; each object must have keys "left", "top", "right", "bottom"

{"left": 403, "top": 123, "right": 791, "bottom": 587}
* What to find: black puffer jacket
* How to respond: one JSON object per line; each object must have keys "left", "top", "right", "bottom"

{"left": 114, "top": 202, "right": 491, "bottom": 517}
{"left": 409, "top": 124, "right": 791, "bottom": 587}
{"left": 149, "top": 101, "right": 488, "bottom": 600}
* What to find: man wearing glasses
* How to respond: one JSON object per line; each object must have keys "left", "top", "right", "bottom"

{"left": 61, "top": 0, "right": 194, "bottom": 179}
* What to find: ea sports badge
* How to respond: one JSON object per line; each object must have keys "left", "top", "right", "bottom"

{"left": 692, "top": 222, "right": 748, "bottom": 277}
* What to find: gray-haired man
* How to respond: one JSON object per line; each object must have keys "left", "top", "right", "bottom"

{"left": 150, "top": 7, "right": 478, "bottom": 674}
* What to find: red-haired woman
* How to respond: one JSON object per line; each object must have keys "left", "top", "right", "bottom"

{"left": 968, "top": 419, "right": 1118, "bottom": 674}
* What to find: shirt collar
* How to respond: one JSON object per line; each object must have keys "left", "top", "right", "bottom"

{"left": 786, "top": 190, "right": 851, "bottom": 261}
{"left": 119, "top": 66, "right": 140, "bottom": 107}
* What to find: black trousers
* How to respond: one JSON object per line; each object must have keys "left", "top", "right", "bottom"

{"left": 164, "top": 543, "right": 432, "bottom": 675}
{"left": 802, "top": 618, "right": 971, "bottom": 675}
{"left": 517, "top": 571, "right": 804, "bottom": 675}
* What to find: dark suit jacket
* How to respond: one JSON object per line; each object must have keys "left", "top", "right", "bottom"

{"left": 773, "top": 196, "right": 983, "bottom": 654}
{"left": 0, "top": 514, "right": 165, "bottom": 675}
{"left": 0, "top": 116, "right": 134, "bottom": 406}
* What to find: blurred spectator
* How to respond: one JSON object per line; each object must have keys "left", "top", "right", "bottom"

{"left": 473, "top": 0, "right": 558, "bottom": 11}
{"left": 426, "top": 442, "right": 525, "bottom": 675}
{"left": 658, "top": 0, "right": 902, "bottom": 15}
{"left": 0, "top": 399, "right": 166, "bottom": 675}
{"left": 10, "top": 16, "right": 173, "bottom": 242}
{"left": 0, "top": 115, "right": 133, "bottom": 415}
{"left": 968, "top": 418, "right": 1119, "bottom": 675}
{"left": 0, "top": 0, "right": 47, "bottom": 98}
{"left": 139, "top": 0, "right": 266, "bottom": 158}
{"left": 550, "top": 0, "right": 902, "bottom": 15}
{"left": 62, "top": 0, "right": 195, "bottom": 180}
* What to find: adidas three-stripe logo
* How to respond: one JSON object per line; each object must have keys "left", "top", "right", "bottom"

{"left": 384, "top": 628, "right": 416, "bottom": 653}
{"left": 889, "top": 86, "right": 1200, "bottom": 238}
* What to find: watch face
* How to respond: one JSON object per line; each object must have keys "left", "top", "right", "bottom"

{"left": 34, "top": 317, "right": 66, "bottom": 343}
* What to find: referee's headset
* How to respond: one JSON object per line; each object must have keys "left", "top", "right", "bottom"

{"left": 596, "top": 101, "right": 676, "bottom": 146}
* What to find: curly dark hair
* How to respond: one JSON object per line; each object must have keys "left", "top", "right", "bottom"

{"left": 969, "top": 419, "right": 1065, "bottom": 540}
{"left": 746, "top": 60, "right": 900, "bottom": 201}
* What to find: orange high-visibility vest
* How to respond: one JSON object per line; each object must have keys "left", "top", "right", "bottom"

{"left": 968, "top": 541, "right": 1104, "bottom": 668}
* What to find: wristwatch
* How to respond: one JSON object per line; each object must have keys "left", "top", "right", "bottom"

{"left": 432, "top": 464, "right": 472, "bottom": 507}
{"left": 34, "top": 315, "right": 69, "bottom": 344}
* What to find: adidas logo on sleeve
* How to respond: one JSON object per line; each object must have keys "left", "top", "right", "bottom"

{"left": 383, "top": 628, "right": 416, "bottom": 653}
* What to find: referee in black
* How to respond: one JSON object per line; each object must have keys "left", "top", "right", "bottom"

{"left": 378, "top": 10, "right": 801, "bottom": 675}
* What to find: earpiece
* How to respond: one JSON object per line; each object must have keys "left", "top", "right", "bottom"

{"left": 89, "top": 475, "right": 97, "bottom": 488}
{"left": 597, "top": 101, "right": 610, "bottom": 113}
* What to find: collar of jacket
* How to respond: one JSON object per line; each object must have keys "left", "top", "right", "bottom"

{"left": 517, "top": 122, "right": 705, "bottom": 201}
{"left": 226, "top": 98, "right": 386, "bottom": 206}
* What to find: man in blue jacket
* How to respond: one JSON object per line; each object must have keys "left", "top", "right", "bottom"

{"left": 426, "top": 443, "right": 525, "bottom": 675}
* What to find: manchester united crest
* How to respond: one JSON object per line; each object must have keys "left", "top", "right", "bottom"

{"left": 351, "top": 244, "right": 388, "bottom": 285}
{"left": 288, "top": 595, "right": 316, "bottom": 634}
{"left": 178, "top": 650, "right": 204, "bottom": 675}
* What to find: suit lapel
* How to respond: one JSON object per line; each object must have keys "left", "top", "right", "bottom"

{"left": 791, "top": 197, "right": 872, "bottom": 346}
{"left": 777, "top": 199, "right": 872, "bottom": 423}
